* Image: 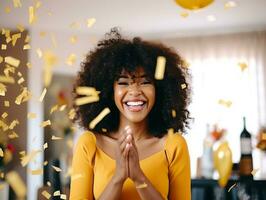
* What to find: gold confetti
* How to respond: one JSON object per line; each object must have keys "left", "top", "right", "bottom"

{"left": 52, "top": 165, "right": 62, "bottom": 172}
{"left": 17, "top": 77, "right": 25, "bottom": 84}
{"left": 11, "top": 33, "right": 21, "bottom": 46}
{"left": 21, "top": 150, "right": 42, "bottom": 167}
{"left": 181, "top": 83, "right": 187, "bottom": 89}
{"left": 8, "top": 131, "right": 19, "bottom": 139}
{"left": 5, "top": 56, "right": 20, "bottom": 67}
{"left": 39, "top": 31, "right": 46, "bottom": 37}
{"left": 76, "top": 86, "right": 100, "bottom": 96}
{"left": 13, "top": 0, "right": 22, "bottom": 8}
{"left": 53, "top": 190, "right": 60, "bottom": 196}
{"left": 5, "top": 7, "right": 11, "bottom": 14}
{"left": 15, "top": 87, "right": 31, "bottom": 105}
{"left": 30, "top": 169, "right": 43, "bottom": 175}
{"left": 19, "top": 151, "right": 26, "bottom": 156}
{"left": 26, "top": 62, "right": 32, "bottom": 68}
{"left": 154, "top": 56, "right": 166, "bottom": 80}
{"left": 59, "top": 104, "right": 67, "bottom": 111}
{"left": 218, "top": 99, "right": 232, "bottom": 108}
{"left": 0, "top": 83, "right": 7, "bottom": 96}
{"left": 1, "top": 112, "right": 8, "bottom": 118}
{"left": 69, "top": 35, "right": 77, "bottom": 44}
{"left": 60, "top": 194, "right": 67, "bottom": 199}
{"left": 71, "top": 173, "right": 83, "bottom": 181}
{"left": 50, "top": 104, "right": 58, "bottom": 114}
{"left": 17, "top": 71, "right": 22, "bottom": 77}
{"left": 43, "top": 160, "right": 48, "bottom": 166}
{"left": 87, "top": 18, "right": 96, "bottom": 28}
{"left": 16, "top": 24, "right": 24, "bottom": 32}
{"left": 27, "top": 112, "right": 37, "bottom": 119}
{"left": 228, "top": 183, "right": 237, "bottom": 192}
{"left": 6, "top": 171, "right": 26, "bottom": 198}
{"left": 102, "top": 128, "right": 107, "bottom": 132}
{"left": 29, "top": 6, "right": 37, "bottom": 24}
{"left": 51, "top": 135, "right": 62, "bottom": 140}
{"left": 35, "top": 1, "right": 42, "bottom": 8}
{"left": 43, "top": 142, "right": 48, "bottom": 150}
{"left": 47, "top": 181, "right": 51, "bottom": 186}
{"left": 89, "top": 107, "right": 111, "bottom": 129}
{"left": 25, "top": 35, "right": 30, "bottom": 43}
{"left": 1, "top": 44, "right": 7, "bottom": 50}
{"left": 23, "top": 44, "right": 31, "bottom": 50}
{"left": 36, "top": 48, "right": 43, "bottom": 58}
{"left": 0, "top": 56, "right": 3, "bottom": 63}
{"left": 238, "top": 62, "right": 248, "bottom": 71}
{"left": 68, "top": 108, "right": 76, "bottom": 120}
{"left": 0, "top": 75, "right": 15, "bottom": 84}
{"left": 40, "top": 120, "right": 51, "bottom": 127}
{"left": 172, "top": 109, "right": 176, "bottom": 118}
{"left": 180, "top": 11, "right": 189, "bottom": 18}
{"left": 9, "top": 119, "right": 19, "bottom": 129}
{"left": 39, "top": 88, "right": 47, "bottom": 102}
{"left": 0, "top": 120, "right": 9, "bottom": 131}
{"left": 66, "top": 53, "right": 77, "bottom": 66}
{"left": 0, "top": 148, "right": 4, "bottom": 157}
{"left": 75, "top": 96, "right": 99, "bottom": 106}
{"left": 225, "top": 1, "right": 237, "bottom": 9}
{"left": 4, "top": 101, "right": 10, "bottom": 107}
{"left": 251, "top": 168, "right": 259, "bottom": 176}
{"left": 42, "top": 190, "right": 51, "bottom": 199}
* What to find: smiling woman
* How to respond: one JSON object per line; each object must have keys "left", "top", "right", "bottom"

{"left": 70, "top": 28, "right": 192, "bottom": 200}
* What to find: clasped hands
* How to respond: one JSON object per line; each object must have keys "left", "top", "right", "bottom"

{"left": 114, "top": 126, "right": 144, "bottom": 184}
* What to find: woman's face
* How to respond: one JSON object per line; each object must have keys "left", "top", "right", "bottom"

{"left": 113, "top": 67, "right": 155, "bottom": 124}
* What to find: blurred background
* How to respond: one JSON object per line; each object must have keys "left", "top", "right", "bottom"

{"left": 0, "top": 0, "right": 266, "bottom": 199}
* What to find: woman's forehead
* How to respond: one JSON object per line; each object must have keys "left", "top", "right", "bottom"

{"left": 120, "top": 67, "right": 146, "bottom": 77}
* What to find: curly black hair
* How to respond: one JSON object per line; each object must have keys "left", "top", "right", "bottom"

{"left": 73, "top": 28, "right": 191, "bottom": 138}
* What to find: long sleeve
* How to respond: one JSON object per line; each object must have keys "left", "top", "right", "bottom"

{"left": 70, "top": 132, "right": 96, "bottom": 200}
{"left": 167, "top": 134, "right": 191, "bottom": 200}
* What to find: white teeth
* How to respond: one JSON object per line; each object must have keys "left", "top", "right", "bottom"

{"left": 126, "top": 101, "right": 144, "bottom": 106}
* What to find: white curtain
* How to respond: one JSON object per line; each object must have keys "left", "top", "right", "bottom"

{"left": 162, "top": 31, "right": 266, "bottom": 178}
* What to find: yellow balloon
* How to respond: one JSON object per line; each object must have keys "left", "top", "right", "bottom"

{"left": 213, "top": 142, "right": 233, "bottom": 187}
{"left": 175, "top": 0, "right": 214, "bottom": 10}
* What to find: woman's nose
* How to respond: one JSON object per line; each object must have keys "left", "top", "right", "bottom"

{"left": 128, "top": 83, "right": 142, "bottom": 96}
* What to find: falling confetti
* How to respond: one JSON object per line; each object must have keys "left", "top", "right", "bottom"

{"left": 21, "top": 150, "right": 42, "bottom": 167}
{"left": 30, "top": 169, "right": 43, "bottom": 175}
{"left": 40, "top": 120, "right": 51, "bottom": 127}
{"left": 4, "top": 56, "right": 20, "bottom": 67}
{"left": 251, "top": 168, "right": 259, "bottom": 176}
{"left": 13, "top": 0, "right": 22, "bottom": 8}
{"left": 66, "top": 53, "right": 77, "bottom": 66}
{"left": 75, "top": 96, "right": 99, "bottom": 106}
{"left": 228, "top": 183, "right": 237, "bottom": 192}
{"left": 69, "top": 35, "right": 78, "bottom": 44}
{"left": 50, "top": 104, "right": 58, "bottom": 114}
{"left": 89, "top": 107, "right": 111, "bottom": 129}
{"left": 181, "top": 83, "right": 186, "bottom": 89}
{"left": 172, "top": 109, "right": 176, "bottom": 118}
{"left": 154, "top": 56, "right": 166, "bottom": 80}
{"left": 224, "top": 1, "right": 237, "bottom": 9}
{"left": 42, "top": 190, "right": 51, "bottom": 199}
{"left": 0, "top": 148, "right": 4, "bottom": 157}
{"left": 27, "top": 112, "right": 37, "bottom": 119}
{"left": 87, "top": 18, "right": 96, "bottom": 28}
{"left": 29, "top": 6, "right": 37, "bottom": 24}
{"left": 51, "top": 135, "right": 62, "bottom": 140}
{"left": 52, "top": 165, "right": 62, "bottom": 172}
{"left": 238, "top": 62, "right": 248, "bottom": 71}
{"left": 23, "top": 44, "right": 31, "bottom": 50}
{"left": 180, "top": 11, "right": 189, "bottom": 18}
{"left": 39, "top": 88, "right": 47, "bottom": 102}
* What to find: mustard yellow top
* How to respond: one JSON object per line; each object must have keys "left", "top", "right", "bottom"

{"left": 70, "top": 131, "right": 191, "bottom": 200}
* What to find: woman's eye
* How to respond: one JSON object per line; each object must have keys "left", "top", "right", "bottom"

{"left": 141, "top": 81, "right": 151, "bottom": 85}
{"left": 117, "top": 82, "right": 129, "bottom": 85}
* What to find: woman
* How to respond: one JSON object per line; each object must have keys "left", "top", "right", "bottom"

{"left": 70, "top": 28, "right": 191, "bottom": 200}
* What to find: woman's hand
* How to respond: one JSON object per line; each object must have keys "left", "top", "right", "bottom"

{"left": 113, "top": 132, "right": 131, "bottom": 184}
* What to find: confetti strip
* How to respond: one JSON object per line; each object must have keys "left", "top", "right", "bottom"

{"left": 87, "top": 18, "right": 96, "bottom": 27}
{"left": 6, "top": 171, "right": 26, "bottom": 198}
{"left": 50, "top": 104, "right": 58, "bottom": 114}
{"left": 228, "top": 183, "right": 237, "bottom": 192}
{"left": 0, "top": 148, "right": 4, "bottom": 157}
{"left": 8, "top": 131, "right": 19, "bottom": 139}
{"left": 0, "top": 83, "right": 7, "bottom": 96}
{"left": 154, "top": 56, "right": 166, "bottom": 80}
{"left": 27, "top": 112, "right": 37, "bottom": 119}
{"left": 76, "top": 86, "right": 100, "bottom": 96}
{"left": 180, "top": 11, "right": 189, "bottom": 18}
{"left": 15, "top": 87, "right": 31, "bottom": 105}
{"left": 59, "top": 104, "right": 67, "bottom": 111}
{"left": 43, "top": 142, "right": 48, "bottom": 150}
{"left": 36, "top": 48, "right": 43, "bottom": 58}
{"left": 68, "top": 108, "right": 76, "bottom": 120}
{"left": 42, "top": 190, "right": 51, "bottom": 199}
{"left": 11, "top": 33, "right": 21, "bottom": 46}
{"left": 171, "top": 109, "right": 176, "bottom": 118}
{"left": 60, "top": 194, "right": 67, "bottom": 199}
{"left": 25, "top": 35, "right": 30, "bottom": 43}
{"left": 2, "top": 112, "right": 8, "bottom": 118}
{"left": 21, "top": 150, "right": 42, "bottom": 167}
{"left": 69, "top": 35, "right": 77, "bottom": 44}
{"left": 43, "top": 161, "right": 48, "bottom": 166}
{"left": 181, "top": 83, "right": 186, "bottom": 89}
{"left": 39, "top": 88, "right": 47, "bottom": 102}
{"left": 251, "top": 168, "right": 259, "bottom": 176}
{"left": 9, "top": 119, "right": 19, "bottom": 129}
{"left": 23, "top": 44, "right": 31, "bottom": 50}
{"left": 29, "top": 6, "right": 36, "bottom": 24}
{"left": 1, "top": 44, "right": 7, "bottom": 50}
{"left": 89, "top": 107, "right": 110, "bottom": 129}
{"left": 238, "top": 62, "right": 248, "bottom": 71}
{"left": 13, "top": 0, "right": 22, "bottom": 8}
{"left": 16, "top": 24, "right": 24, "bottom": 32}
{"left": 75, "top": 96, "right": 99, "bottom": 106}
{"left": 0, "top": 56, "right": 3, "bottom": 63}
{"left": 52, "top": 165, "right": 62, "bottom": 172}
{"left": 30, "top": 169, "right": 43, "bottom": 175}
{"left": 47, "top": 181, "right": 51, "bottom": 186}
{"left": 225, "top": 1, "right": 237, "bottom": 9}
{"left": 17, "top": 77, "right": 25, "bottom": 84}
{"left": 4, "top": 56, "right": 20, "bottom": 67}
{"left": 35, "top": 1, "right": 42, "bottom": 9}
{"left": 71, "top": 173, "right": 83, "bottom": 181}
{"left": 51, "top": 135, "right": 62, "bottom": 140}
{"left": 26, "top": 62, "right": 32, "bottom": 68}
{"left": 40, "top": 120, "right": 51, "bottom": 127}
{"left": 66, "top": 53, "right": 77, "bottom": 66}
{"left": 53, "top": 190, "right": 60, "bottom": 196}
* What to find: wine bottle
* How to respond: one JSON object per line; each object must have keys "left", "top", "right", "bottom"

{"left": 239, "top": 117, "right": 253, "bottom": 179}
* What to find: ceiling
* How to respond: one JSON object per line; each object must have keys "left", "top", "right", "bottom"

{"left": 1, "top": 0, "right": 266, "bottom": 39}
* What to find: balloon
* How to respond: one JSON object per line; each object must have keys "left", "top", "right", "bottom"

{"left": 175, "top": 0, "right": 214, "bottom": 10}
{"left": 213, "top": 141, "right": 233, "bottom": 187}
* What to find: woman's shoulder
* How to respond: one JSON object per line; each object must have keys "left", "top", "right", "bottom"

{"left": 75, "top": 131, "right": 97, "bottom": 151}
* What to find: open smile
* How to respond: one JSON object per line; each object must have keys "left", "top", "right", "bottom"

{"left": 123, "top": 100, "right": 147, "bottom": 112}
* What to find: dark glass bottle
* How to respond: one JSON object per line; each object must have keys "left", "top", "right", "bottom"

{"left": 239, "top": 117, "right": 253, "bottom": 179}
